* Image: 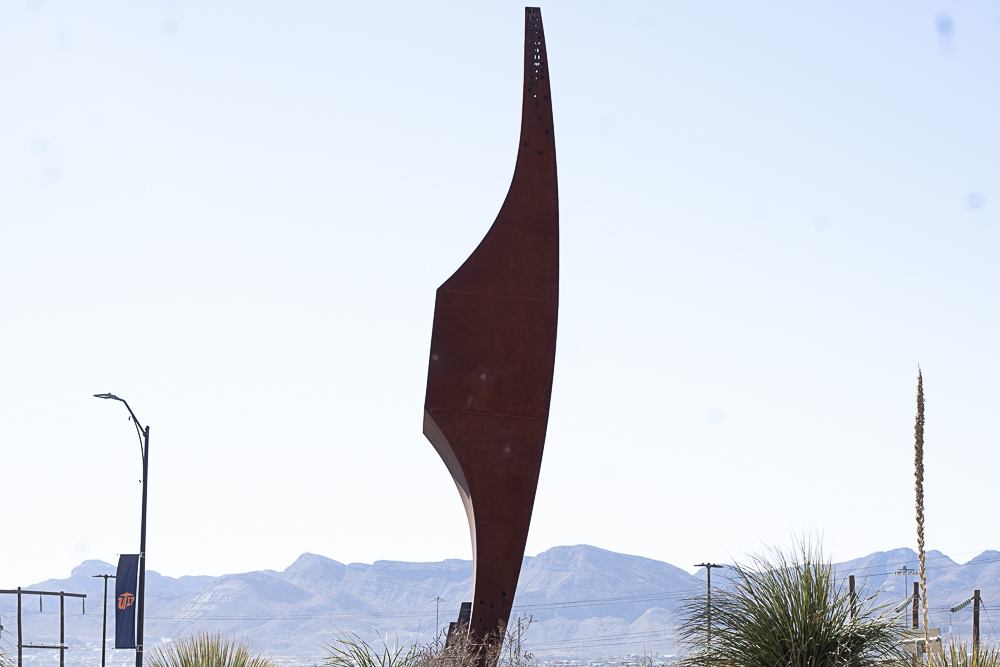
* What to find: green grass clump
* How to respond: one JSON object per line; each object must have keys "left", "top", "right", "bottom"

{"left": 679, "top": 542, "right": 902, "bottom": 667}
{"left": 148, "top": 631, "right": 279, "bottom": 667}
{"left": 324, "top": 632, "right": 421, "bottom": 667}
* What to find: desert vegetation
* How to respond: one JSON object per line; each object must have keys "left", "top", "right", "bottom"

{"left": 323, "top": 615, "right": 537, "bottom": 667}
{"left": 148, "top": 631, "right": 280, "bottom": 667}
{"left": 930, "top": 641, "right": 1000, "bottom": 667}
{"left": 324, "top": 632, "right": 422, "bottom": 667}
{"left": 679, "top": 543, "right": 903, "bottom": 667}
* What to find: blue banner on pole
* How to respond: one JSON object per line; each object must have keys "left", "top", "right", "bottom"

{"left": 115, "top": 554, "right": 139, "bottom": 649}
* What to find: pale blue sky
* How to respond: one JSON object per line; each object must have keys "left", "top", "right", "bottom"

{"left": 1, "top": 0, "right": 998, "bottom": 587}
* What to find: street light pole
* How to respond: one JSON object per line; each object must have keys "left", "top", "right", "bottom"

{"left": 695, "top": 563, "right": 724, "bottom": 648}
{"left": 92, "top": 574, "right": 115, "bottom": 667}
{"left": 94, "top": 393, "right": 149, "bottom": 667}
{"left": 136, "top": 424, "right": 149, "bottom": 667}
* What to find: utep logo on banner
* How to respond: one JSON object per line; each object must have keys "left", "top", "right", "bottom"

{"left": 115, "top": 554, "right": 139, "bottom": 649}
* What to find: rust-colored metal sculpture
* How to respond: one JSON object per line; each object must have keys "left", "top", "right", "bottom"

{"left": 423, "top": 6, "right": 557, "bottom": 650}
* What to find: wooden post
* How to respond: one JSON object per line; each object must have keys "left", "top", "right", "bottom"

{"left": 849, "top": 575, "right": 856, "bottom": 621}
{"left": 695, "top": 563, "right": 723, "bottom": 648}
{"left": 913, "top": 582, "right": 920, "bottom": 629}
{"left": 95, "top": 575, "right": 113, "bottom": 667}
{"left": 974, "top": 589, "right": 981, "bottom": 659}
{"left": 17, "top": 587, "right": 22, "bottom": 667}
{"left": 60, "top": 592, "right": 65, "bottom": 667}
{"left": 707, "top": 566, "right": 712, "bottom": 647}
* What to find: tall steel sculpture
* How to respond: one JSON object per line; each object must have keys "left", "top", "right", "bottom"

{"left": 423, "top": 6, "right": 557, "bottom": 652}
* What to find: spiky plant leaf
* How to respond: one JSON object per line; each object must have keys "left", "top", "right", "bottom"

{"left": 324, "top": 632, "right": 421, "bottom": 667}
{"left": 930, "top": 640, "right": 1000, "bottom": 667}
{"left": 148, "top": 632, "right": 278, "bottom": 667}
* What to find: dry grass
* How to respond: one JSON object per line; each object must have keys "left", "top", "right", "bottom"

{"left": 324, "top": 615, "right": 537, "bottom": 667}
{"left": 417, "top": 616, "right": 536, "bottom": 667}
{"left": 929, "top": 640, "right": 1000, "bottom": 667}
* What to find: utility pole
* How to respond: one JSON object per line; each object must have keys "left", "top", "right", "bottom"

{"left": 894, "top": 566, "right": 916, "bottom": 598}
{"left": 430, "top": 596, "right": 445, "bottom": 647}
{"left": 17, "top": 587, "right": 22, "bottom": 667}
{"left": 849, "top": 575, "right": 856, "bottom": 621}
{"left": 92, "top": 575, "right": 115, "bottom": 667}
{"left": 973, "top": 590, "right": 981, "bottom": 659}
{"left": 695, "top": 563, "right": 724, "bottom": 648}
{"left": 60, "top": 592, "right": 64, "bottom": 667}
{"left": 2, "top": 588, "right": 86, "bottom": 667}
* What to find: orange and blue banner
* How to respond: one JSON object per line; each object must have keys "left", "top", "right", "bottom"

{"left": 115, "top": 554, "right": 139, "bottom": 649}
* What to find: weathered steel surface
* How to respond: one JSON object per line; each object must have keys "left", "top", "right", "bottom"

{"left": 423, "top": 6, "right": 557, "bottom": 646}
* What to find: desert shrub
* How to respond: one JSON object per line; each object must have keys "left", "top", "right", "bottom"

{"left": 930, "top": 640, "right": 1000, "bottom": 667}
{"left": 418, "top": 626, "right": 490, "bottom": 667}
{"left": 148, "top": 631, "right": 279, "bottom": 667}
{"left": 679, "top": 543, "right": 902, "bottom": 667}
{"left": 417, "top": 615, "right": 535, "bottom": 667}
{"left": 326, "top": 616, "right": 536, "bottom": 667}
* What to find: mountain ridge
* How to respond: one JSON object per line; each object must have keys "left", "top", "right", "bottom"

{"left": 4, "top": 544, "right": 999, "bottom": 664}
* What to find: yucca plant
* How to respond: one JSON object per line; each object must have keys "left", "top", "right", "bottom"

{"left": 148, "top": 631, "right": 279, "bottom": 667}
{"left": 679, "top": 543, "right": 903, "bottom": 667}
{"left": 324, "top": 632, "right": 422, "bottom": 667}
{"left": 930, "top": 640, "right": 1000, "bottom": 667}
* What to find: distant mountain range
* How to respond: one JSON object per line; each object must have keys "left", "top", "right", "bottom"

{"left": 3, "top": 545, "right": 999, "bottom": 665}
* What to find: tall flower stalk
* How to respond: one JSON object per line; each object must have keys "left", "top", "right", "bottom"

{"left": 915, "top": 369, "right": 930, "bottom": 645}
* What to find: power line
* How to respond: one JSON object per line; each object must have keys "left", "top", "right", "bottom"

{"left": 983, "top": 606, "right": 998, "bottom": 641}
{"left": 838, "top": 552, "right": 1000, "bottom": 578}
{"left": 527, "top": 629, "right": 672, "bottom": 647}
{"left": 5, "top": 551, "right": 1000, "bottom": 631}
{"left": 4, "top": 585, "right": 999, "bottom": 625}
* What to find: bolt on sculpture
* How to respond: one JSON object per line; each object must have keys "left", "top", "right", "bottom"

{"left": 423, "top": 6, "right": 558, "bottom": 656}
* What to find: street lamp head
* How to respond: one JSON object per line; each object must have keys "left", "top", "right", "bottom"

{"left": 95, "top": 392, "right": 143, "bottom": 436}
